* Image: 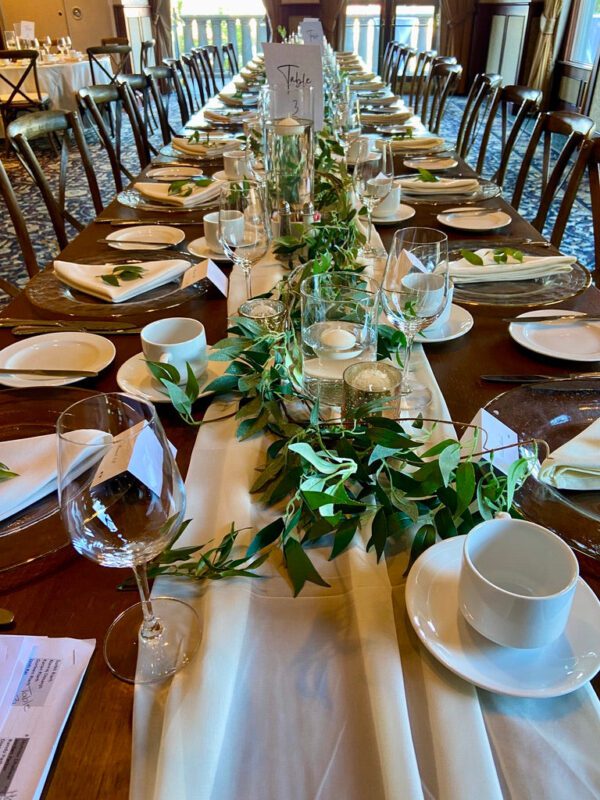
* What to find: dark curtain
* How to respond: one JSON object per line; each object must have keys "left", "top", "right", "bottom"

{"left": 321, "top": 0, "right": 349, "bottom": 45}
{"left": 150, "top": 0, "right": 172, "bottom": 61}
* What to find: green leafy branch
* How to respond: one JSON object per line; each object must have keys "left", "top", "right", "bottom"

{"left": 168, "top": 177, "right": 212, "bottom": 197}
{"left": 460, "top": 247, "right": 524, "bottom": 266}
{"left": 0, "top": 461, "right": 18, "bottom": 481}
{"left": 146, "top": 360, "right": 201, "bottom": 426}
{"left": 100, "top": 263, "right": 146, "bottom": 286}
{"left": 417, "top": 168, "right": 439, "bottom": 183}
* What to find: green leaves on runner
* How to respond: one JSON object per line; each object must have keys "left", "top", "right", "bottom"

{"left": 100, "top": 263, "right": 146, "bottom": 286}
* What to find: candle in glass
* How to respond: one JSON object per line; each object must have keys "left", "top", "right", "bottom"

{"left": 342, "top": 361, "right": 402, "bottom": 420}
{"left": 238, "top": 298, "right": 287, "bottom": 333}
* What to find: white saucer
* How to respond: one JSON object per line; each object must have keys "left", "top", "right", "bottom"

{"left": 116, "top": 348, "right": 229, "bottom": 403}
{"left": 106, "top": 225, "right": 185, "bottom": 251}
{"left": 210, "top": 169, "right": 229, "bottom": 182}
{"left": 509, "top": 309, "right": 600, "bottom": 362}
{"left": 415, "top": 304, "right": 474, "bottom": 343}
{"left": 0, "top": 332, "right": 115, "bottom": 388}
{"left": 406, "top": 537, "right": 600, "bottom": 698}
{"left": 437, "top": 207, "right": 512, "bottom": 231}
{"left": 371, "top": 203, "right": 416, "bottom": 225}
{"left": 187, "top": 237, "right": 231, "bottom": 261}
{"left": 146, "top": 166, "right": 204, "bottom": 180}
{"left": 404, "top": 157, "right": 458, "bottom": 171}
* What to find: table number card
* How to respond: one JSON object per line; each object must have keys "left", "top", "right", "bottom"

{"left": 300, "top": 19, "right": 324, "bottom": 49}
{"left": 181, "top": 259, "right": 228, "bottom": 296}
{"left": 461, "top": 408, "right": 520, "bottom": 475}
{"left": 263, "top": 42, "right": 324, "bottom": 130}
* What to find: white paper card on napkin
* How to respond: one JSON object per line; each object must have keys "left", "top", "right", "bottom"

{"left": 263, "top": 42, "right": 324, "bottom": 130}
{"left": 300, "top": 18, "right": 324, "bottom": 48}
{"left": 15, "top": 20, "right": 35, "bottom": 39}
{"left": 181, "top": 259, "right": 228, "bottom": 296}
{"left": 461, "top": 408, "right": 519, "bottom": 475}
{"left": 91, "top": 421, "right": 164, "bottom": 497}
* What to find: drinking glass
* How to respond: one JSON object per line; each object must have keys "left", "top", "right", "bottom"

{"left": 381, "top": 227, "right": 449, "bottom": 410}
{"left": 300, "top": 271, "right": 380, "bottom": 407}
{"left": 57, "top": 393, "right": 201, "bottom": 684}
{"left": 219, "top": 179, "right": 270, "bottom": 300}
{"left": 4, "top": 32, "right": 17, "bottom": 50}
{"left": 353, "top": 139, "right": 394, "bottom": 259}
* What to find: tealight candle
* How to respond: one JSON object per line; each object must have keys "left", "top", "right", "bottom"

{"left": 320, "top": 327, "right": 357, "bottom": 350}
{"left": 238, "top": 298, "right": 287, "bottom": 333}
{"left": 275, "top": 116, "right": 304, "bottom": 136}
{"left": 342, "top": 361, "right": 402, "bottom": 420}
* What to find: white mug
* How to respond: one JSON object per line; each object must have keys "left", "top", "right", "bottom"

{"left": 458, "top": 517, "right": 579, "bottom": 649}
{"left": 141, "top": 317, "right": 208, "bottom": 382}
{"left": 223, "top": 149, "right": 249, "bottom": 180}
{"left": 203, "top": 210, "right": 244, "bottom": 253}
{"left": 422, "top": 282, "right": 454, "bottom": 332}
{"left": 373, "top": 179, "right": 402, "bottom": 217}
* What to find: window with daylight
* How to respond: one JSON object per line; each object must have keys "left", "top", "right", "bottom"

{"left": 566, "top": 0, "right": 600, "bottom": 66}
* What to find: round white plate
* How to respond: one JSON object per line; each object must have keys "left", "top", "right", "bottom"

{"left": 371, "top": 203, "right": 416, "bottom": 225}
{"left": 187, "top": 237, "right": 231, "bottom": 261}
{"left": 509, "top": 309, "right": 600, "bottom": 362}
{"left": 0, "top": 332, "right": 115, "bottom": 388}
{"left": 437, "top": 207, "right": 512, "bottom": 231}
{"left": 210, "top": 169, "right": 228, "bottom": 182}
{"left": 416, "top": 304, "right": 474, "bottom": 343}
{"left": 146, "top": 166, "right": 204, "bottom": 180}
{"left": 117, "top": 348, "right": 229, "bottom": 404}
{"left": 106, "top": 225, "right": 185, "bottom": 251}
{"left": 406, "top": 537, "right": 600, "bottom": 698}
{"left": 404, "top": 157, "right": 458, "bottom": 171}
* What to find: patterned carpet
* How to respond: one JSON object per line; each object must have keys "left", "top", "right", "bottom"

{"left": 0, "top": 91, "right": 594, "bottom": 296}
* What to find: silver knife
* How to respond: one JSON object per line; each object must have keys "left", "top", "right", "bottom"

{"left": 0, "top": 368, "right": 98, "bottom": 377}
{"left": 96, "top": 219, "right": 205, "bottom": 226}
{"left": 11, "top": 326, "right": 141, "bottom": 336}
{"left": 444, "top": 207, "right": 504, "bottom": 217}
{"left": 481, "top": 373, "right": 600, "bottom": 383}
{"left": 504, "top": 314, "right": 600, "bottom": 324}
{"left": 0, "top": 318, "right": 137, "bottom": 330}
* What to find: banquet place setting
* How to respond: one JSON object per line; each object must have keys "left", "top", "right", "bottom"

{"left": 0, "top": 8, "right": 599, "bottom": 800}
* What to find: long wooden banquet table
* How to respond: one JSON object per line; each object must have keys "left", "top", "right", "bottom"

{"left": 0, "top": 125, "right": 599, "bottom": 797}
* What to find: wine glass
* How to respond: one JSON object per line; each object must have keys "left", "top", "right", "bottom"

{"left": 381, "top": 227, "right": 449, "bottom": 411}
{"left": 57, "top": 37, "right": 67, "bottom": 57}
{"left": 353, "top": 139, "right": 394, "bottom": 260}
{"left": 57, "top": 392, "right": 201, "bottom": 684}
{"left": 219, "top": 179, "right": 270, "bottom": 300}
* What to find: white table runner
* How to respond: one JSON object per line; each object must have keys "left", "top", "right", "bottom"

{"left": 132, "top": 250, "right": 600, "bottom": 800}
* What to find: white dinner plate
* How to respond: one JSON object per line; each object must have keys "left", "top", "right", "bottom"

{"left": 415, "top": 304, "right": 474, "bottom": 343}
{"left": 509, "top": 309, "right": 600, "bottom": 362}
{"left": 146, "top": 166, "right": 205, "bottom": 180}
{"left": 371, "top": 203, "right": 416, "bottom": 225}
{"left": 404, "top": 157, "right": 458, "bottom": 171}
{"left": 0, "top": 332, "right": 115, "bottom": 388}
{"left": 437, "top": 207, "right": 512, "bottom": 231}
{"left": 187, "top": 237, "right": 231, "bottom": 261}
{"left": 117, "top": 349, "right": 228, "bottom": 403}
{"left": 406, "top": 537, "right": 600, "bottom": 698}
{"left": 106, "top": 225, "right": 185, "bottom": 251}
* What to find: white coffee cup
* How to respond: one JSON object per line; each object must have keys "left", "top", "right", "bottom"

{"left": 203, "top": 210, "right": 244, "bottom": 253}
{"left": 223, "top": 149, "right": 249, "bottom": 179}
{"left": 458, "top": 517, "right": 579, "bottom": 649}
{"left": 423, "top": 282, "right": 454, "bottom": 332}
{"left": 373, "top": 179, "right": 402, "bottom": 217}
{"left": 141, "top": 317, "right": 207, "bottom": 382}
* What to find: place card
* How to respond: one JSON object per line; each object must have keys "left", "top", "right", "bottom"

{"left": 263, "top": 42, "right": 324, "bottom": 130}
{"left": 300, "top": 18, "right": 324, "bottom": 49}
{"left": 461, "top": 408, "right": 519, "bottom": 475}
{"left": 91, "top": 420, "right": 165, "bottom": 497}
{"left": 181, "top": 259, "right": 228, "bottom": 296}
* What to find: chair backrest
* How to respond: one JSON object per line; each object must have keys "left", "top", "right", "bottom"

{"left": 0, "top": 50, "right": 43, "bottom": 105}
{"left": 144, "top": 64, "right": 190, "bottom": 142}
{"left": 381, "top": 41, "right": 399, "bottom": 85}
{"left": 396, "top": 46, "right": 416, "bottom": 98}
{"left": 0, "top": 157, "right": 40, "bottom": 276}
{"left": 456, "top": 73, "right": 503, "bottom": 160}
{"left": 102, "top": 37, "right": 129, "bottom": 46}
{"left": 476, "top": 84, "right": 543, "bottom": 183}
{"left": 511, "top": 110, "right": 595, "bottom": 232}
{"left": 141, "top": 39, "right": 155, "bottom": 70}
{"left": 165, "top": 57, "right": 197, "bottom": 117}
{"left": 183, "top": 52, "right": 208, "bottom": 107}
{"left": 222, "top": 42, "right": 239, "bottom": 77}
{"left": 202, "top": 45, "right": 225, "bottom": 87}
{"left": 421, "top": 62, "right": 463, "bottom": 134}
{"left": 7, "top": 109, "right": 103, "bottom": 249}
{"left": 87, "top": 44, "right": 132, "bottom": 84}
{"left": 192, "top": 47, "right": 218, "bottom": 96}
{"left": 417, "top": 55, "right": 457, "bottom": 118}
{"left": 408, "top": 50, "right": 437, "bottom": 111}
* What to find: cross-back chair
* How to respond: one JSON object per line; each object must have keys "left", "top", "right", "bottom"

{"left": 0, "top": 50, "right": 50, "bottom": 151}
{"left": 192, "top": 47, "right": 218, "bottom": 97}
{"left": 455, "top": 72, "right": 503, "bottom": 161}
{"left": 420, "top": 62, "right": 463, "bottom": 134}
{"left": 476, "top": 85, "right": 543, "bottom": 183}
{"left": 87, "top": 44, "right": 132, "bottom": 85}
{"left": 141, "top": 39, "right": 155, "bottom": 69}
{"left": 144, "top": 64, "right": 190, "bottom": 143}
{"left": 222, "top": 42, "right": 239, "bottom": 77}
{"left": 511, "top": 110, "right": 595, "bottom": 233}
{"left": 183, "top": 52, "right": 208, "bottom": 108}
{"left": 202, "top": 45, "right": 225, "bottom": 88}
{"left": 165, "top": 57, "right": 198, "bottom": 117}
{"left": 101, "top": 37, "right": 129, "bottom": 46}
{"left": 0, "top": 158, "right": 40, "bottom": 280}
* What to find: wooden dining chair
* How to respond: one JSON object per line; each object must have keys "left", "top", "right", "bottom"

{"left": 0, "top": 50, "right": 50, "bottom": 152}
{"left": 0, "top": 157, "right": 40, "bottom": 279}
{"left": 183, "top": 52, "right": 209, "bottom": 108}
{"left": 141, "top": 39, "right": 155, "bottom": 70}
{"left": 420, "top": 62, "right": 463, "bottom": 134}
{"left": 475, "top": 85, "right": 543, "bottom": 183}
{"left": 222, "top": 42, "right": 239, "bottom": 78}
{"left": 408, "top": 50, "right": 437, "bottom": 113}
{"left": 202, "top": 45, "right": 226, "bottom": 88}
{"left": 165, "top": 56, "right": 198, "bottom": 117}
{"left": 396, "top": 46, "right": 416, "bottom": 99}
{"left": 381, "top": 41, "right": 399, "bottom": 86}
{"left": 144, "top": 64, "right": 190, "bottom": 142}
{"left": 455, "top": 72, "right": 503, "bottom": 162}
{"left": 192, "top": 48, "right": 218, "bottom": 97}
{"left": 87, "top": 44, "right": 132, "bottom": 85}
{"left": 101, "top": 37, "right": 129, "bottom": 46}
{"left": 416, "top": 55, "right": 457, "bottom": 120}
{"left": 511, "top": 110, "right": 595, "bottom": 233}
{"left": 7, "top": 109, "right": 105, "bottom": 249}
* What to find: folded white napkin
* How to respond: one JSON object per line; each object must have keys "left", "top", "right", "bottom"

{"left": 218, "top": 92, "right": 243, "bottom": 107}
{"left": 379, "top": 135, "right": 445, "bottom": 152}
{"left": 203, "top": 108, "right": 252, "bottom": 125}
{"left": 449, "top": 248, "right": 576, "bottom": 283}
{"left": 172, "top": 136, "right": 237, "bottom": 157}
{"left": 352, "top": 80, "right": 385, "bottom": 91}
{"left": 399, "top": 175, "right": 479, "bottom": 194}
{"left": 539, "top": 418, "right": 600, "bottom": 490}
{"left": 0, "top": 430, "right": 107, "bottom": 522}
{"left": 359, "top": 94, "right": 404, "bottom": 107}
{"left": 350, "top": 71, "right": 376, "bottom": 82}
{"left": 54, "top": 258, "right": 190, "bottom": 303}
{"left": 134, "top": 179, "right": 223, "bottom": 208}
{"left": 362, "top": 110, "right": 414, "bottom": 126}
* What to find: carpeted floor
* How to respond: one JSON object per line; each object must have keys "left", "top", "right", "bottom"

{"left": 0, "top": 91, "right": 594, "bottom": 297}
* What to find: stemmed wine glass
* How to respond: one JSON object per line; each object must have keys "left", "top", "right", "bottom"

{"left": 353, "top": 139, "right": 394, "bottom": 260}
{"left": 381, "top": 227, "right": 449, "bottom": 410}
{"left": 57, "top": 393, "right": 201, "bottom": 684}
{"left": 219, "top": 179, "right": 270, "bottom": 300}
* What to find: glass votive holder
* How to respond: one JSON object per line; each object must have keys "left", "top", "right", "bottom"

{"left": 238, "top": 298, "right": 287, "bottom": 333}
{"left": 342, "top": 361, "right": 402, "bottom": 420}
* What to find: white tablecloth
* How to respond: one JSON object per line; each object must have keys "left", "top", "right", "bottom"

{"left": 131, "top": 252, "right": 600, "bottom": 800}
{"left": 0, "top": 56, "right": 112, "bottom": 112}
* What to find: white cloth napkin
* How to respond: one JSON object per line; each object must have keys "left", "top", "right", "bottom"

{"left": 54, "top": 258, "right": 190, "bottom": 303}
{"left": 399, "top": 175, "right": 479, "bottom": 194}
{"left": 204, "top": 108, "right": 252, "bottom": 125}
{"left": 218, "top": 92, "right": 243, "bottom": 107}
{"left": 0, "top": 430, "right": 106, "bottom": 521}
{"left": 449, "top": 248, "right": 576, "bottom": 283}
{"left": 539, "top": 418, "right": 600, "bottom": 490}
{"left": 171, "top": 136, "right": 237, "bottom": 157}
{"left": 134, "top": 179, "right": 223, "bottom": 208}
{"left": 350, "top": 71, "right": 377, "bottom": 82}
{"left": 359, "top": 94, "right": 404, "bottom": 107}
{"left": 362, "top": 110, "right": 416, "bottom": 126}
{"left": 352, "top": 79, "right": 385, "bottom": 92}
